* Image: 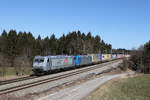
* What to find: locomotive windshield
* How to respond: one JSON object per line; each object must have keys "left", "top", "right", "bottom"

{"left": 34, "top": 58, "right": 45, "bottom": 63}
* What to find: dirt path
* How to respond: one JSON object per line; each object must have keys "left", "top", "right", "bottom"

{"left": 38, "top": 72, "right": 135, "bottom": 100}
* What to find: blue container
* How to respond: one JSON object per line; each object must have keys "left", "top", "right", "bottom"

{"left": 74, "top": 55, "right": 81, "bottom": 66}
{"left": 74, "top": 55, "right": 92, "bottom": 66}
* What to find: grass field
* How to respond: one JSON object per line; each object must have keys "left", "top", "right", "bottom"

{"left": 84, "top": 74, "right": 150, "bottom": 100}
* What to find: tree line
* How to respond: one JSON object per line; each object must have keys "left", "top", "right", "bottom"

{"left": 0, "top": 29, "right": 112, "bottom": 68}
{"left": 130, "top": 41, "right": 150, "bottom": 73}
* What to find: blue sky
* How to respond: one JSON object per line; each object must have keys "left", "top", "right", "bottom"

{"left": 0, "top": 0, "right": 150, "bottom": 49}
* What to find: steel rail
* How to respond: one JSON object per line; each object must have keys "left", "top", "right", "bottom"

{"left": 0, "top": 76, "right": 38, "bottom": 86}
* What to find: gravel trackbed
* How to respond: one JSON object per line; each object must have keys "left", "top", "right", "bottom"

{"left": 38, "top": 72, "right": 134, "bottom": 100}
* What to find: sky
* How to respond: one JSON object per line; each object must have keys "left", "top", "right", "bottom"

{"left": 0, "top": 0, "right": 150, "bottom": 49}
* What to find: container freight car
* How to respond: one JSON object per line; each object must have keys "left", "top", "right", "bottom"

{"left": 107, "top": 54, "right": 112, "bottom": 60}
{"left": 112, "top": 54, "right": 117, "bottom": 59}
{"left": 117, "top": 54, "right": 124, "bottom": 58}
{"left": 88, "top": 54, "right": 101, "bottom": 63}
{"left": 101, "top": 54, "right": 111, "bottom": 61}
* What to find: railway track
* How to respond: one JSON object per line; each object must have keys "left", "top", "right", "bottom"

{"left": 0, "top": 76, "right": 37, "bottom": 86}
{"left": 0, "top": 60, "right": 121, "bottom": 95}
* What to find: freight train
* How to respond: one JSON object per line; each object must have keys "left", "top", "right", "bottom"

{"left": 32, "top": 54, "right": 127, "bottom": 75}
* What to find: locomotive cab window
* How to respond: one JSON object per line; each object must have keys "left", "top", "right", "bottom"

{"left": 34, "top": 59, "right": 39, "bottom": 62}
{"left": 34, "top": 58, "right": 45, "bottom": 63}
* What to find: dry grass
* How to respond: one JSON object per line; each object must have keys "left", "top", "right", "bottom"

{"left": 84, "top": 74, "right": 150, "bottom": 100}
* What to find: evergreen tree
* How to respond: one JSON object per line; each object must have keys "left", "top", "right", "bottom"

{"left": 93, "top": 35, "right": 101, "bottom": 53}
{"left": 49, "top": 34, "right": 57, "bottom": 55}
{"left": 5, "top": 30, "right": 18, "bottom": 67}
{"left": 0, "top": 30, "right": 7, "bottom": 53}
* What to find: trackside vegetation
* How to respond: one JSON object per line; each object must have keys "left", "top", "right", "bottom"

{"left": 130, "top": 40, "right": 150, "bottom": 73}
{"left": 84, "top": 75, "right": 150, "bottom": 100}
